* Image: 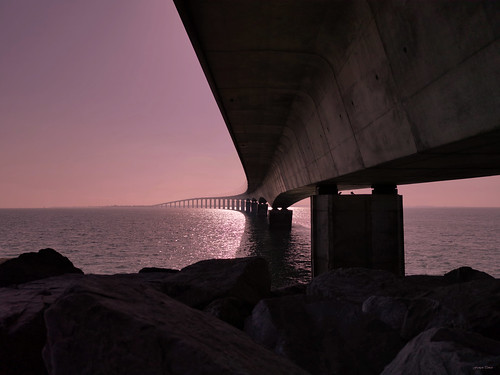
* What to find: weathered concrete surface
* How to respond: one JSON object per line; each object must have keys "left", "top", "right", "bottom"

{"left": 311, "top": 193, "right": 404, "bottom": 276}
{"left": 174, "top": 0, "right": 500, "bottom": 207}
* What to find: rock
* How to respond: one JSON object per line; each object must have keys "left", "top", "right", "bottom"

{"left": 42, "top": 277, "right": 309, "bottom": 375}
{"left": 443, "top": 266, "right": 495, "bottom": 283}
{"left": 306, "top": 267, "right": 400, "bottom": 303}
{"left": 381, "top": 327, "right": 500, "bottom": 375}
{"left": 362, "top": 295, "right": 409, "bottom": 331}
{"left": 245, "top": 294, "right": 323, "bottom": 374}
{"left": 0, "top": 248, "right": 83, "bottom": 287}
{"left": 271, "top": 283, "right": 308, "bottom": 298}
{"left": 362, "top": 295, "right": 466, "bottom": 341}
{"left": 138, "top": 267, "right": 179, "bottom": 274}
{"left": 203, "top": 297, "right": 251, "bottom": 329}
{"left": 2, "top": 255, "right": 498, "bottom": 375}
{"left": 0, "top": 274, "right": 84, "bottom": 375}
{"left": 400, "top": 297, "right": 467, "bottom": 340}
{"left": 305, "top": 298, "right": 404, "bottom": 375}
{"left": 245, "top": 293, "right": 404, "bottom": 375}
{"left": 157, "top": 256, "right": 271, "bottom": 309}
{"left": 424, "top": 278, "right": 500, "bottom": 341}
{"left": 399, "top": 274, "right": 448, "bottom": 296}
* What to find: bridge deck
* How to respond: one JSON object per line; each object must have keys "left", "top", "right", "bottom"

{"left": 175, "top": 0, "right": 500, "bottom": 207}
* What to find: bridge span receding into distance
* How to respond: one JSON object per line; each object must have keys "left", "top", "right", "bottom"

{"left": 157, "top": 197, "right": 268, "bottom": 217}
{"left": 169, "top": 0, "right": 500, "bottom": 277}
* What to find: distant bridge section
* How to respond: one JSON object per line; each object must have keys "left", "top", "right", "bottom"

{"left": 156, "top": 196, "right": 268, "bottom": 215}
{"left": 156, "top": 196, "right": 294, "bottom": 230}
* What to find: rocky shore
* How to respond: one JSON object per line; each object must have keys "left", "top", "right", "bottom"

{"left": 1, "top": 248, "right": 499, "bottom": 374}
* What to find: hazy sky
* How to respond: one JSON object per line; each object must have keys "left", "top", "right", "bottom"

{"left": 1, "top": 0, "right": 499, "bottom": 208}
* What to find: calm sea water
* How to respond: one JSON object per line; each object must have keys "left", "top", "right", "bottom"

{"left": 0, "top": 206, "right": 498, "bottom": 287}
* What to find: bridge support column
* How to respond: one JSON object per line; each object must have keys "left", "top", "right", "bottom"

{"left": 311, "top": 185, "right": 404, "bottom": 277}
{"left": 257, "top": 202, "right": 268, "bottom": 216}
{"left": 269, "top": 208, "right": 293, "bottom": 230}
{"left": 245, "top": 199, "right": 251, "bottom": 212}
{"left": 250, "top": 200, "right": 258, "bottom": 215}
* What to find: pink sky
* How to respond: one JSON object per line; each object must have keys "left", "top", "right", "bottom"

{"left": 1, "top": 0, "right": 499, "bottom": 209}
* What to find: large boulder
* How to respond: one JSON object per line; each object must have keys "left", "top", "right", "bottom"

{"left": 42, "top": 277, "right": 308, "bottom": 375}
{"left": 245, "top": 293, "right": 404, "bottom": 375}
{"left": 203, "top": 297, "right": 252, "bottom": 329}
{"left": 153, "top": 257, "right": 271, "bottom": 312}
{"left": 362, "top": 295, "right": 467, "bottom": 340}
{"left": 400, "top": 297, "right": 467, "bottom": 340}
{"left": 0, "top": 248, "right": 83, "bottom": 287}
{"left": 305, "top": 298, "right": 404, "bottom": 375}
{"left": 362, "top": 295, "right": 409, "bottom": 331}
{"left": 306, "top": 268, "right": 400, "bottom": 303}
{"left": 381, "top": 327, "right": 500, "bottom": 375}
{"left": 423, "top": 278, "right": 500, "bottom": 341}
{"left": 0, "top": 274, "right": 84, "bottom": 375}
{"left": 443, "top": 266, "right": 495, "bottom": 283}
{"left": 245, "top": 294, "right": 324, "bottom": 373}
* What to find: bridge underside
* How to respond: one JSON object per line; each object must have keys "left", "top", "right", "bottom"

{"left": 175, "top": 0, "right": 500, "bottom": 208}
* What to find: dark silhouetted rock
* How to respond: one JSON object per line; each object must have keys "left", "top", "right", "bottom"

{"left": 42, "top": 277, "right": 309, "bottom": 375}
{"left": 2, "top": 253, "right": 499, "bottom": 375}
{"left": 306, "top": 298, "right": 404, "bottom": 375}
{"left": 138, "top": 267, "right": 179, "bottom": 274}
{"left": 0, "top": 248, "right": 83, "bottom": 287}
{"left": 306, "top": 267, "right": 400, "bottom": 303}
{"left": 381, "top": 327, "right": 500, "bottom": 375}
{"left": 158, "top": 256, "right": 271, "bottom": 309}
{"left": 443, "top": 266, "right": 495, "bottom": 283}
{"left": 271, "top": 283, "right": 308, "bottom": 298}
{"left": 362, "top": 295, "right": 409, "bottom": 331}
{"left": 0, "top": 274, "right": 84, "bottom": 375}
{"left": 424, "top": 278, "right": 500, "bottom": 341}
{"left": 203, "top": 297, "right": 251, "bottom": 329}
{"left": 245, "top": 294, "right": 324, "bottom": 374}
{"left": 400, "top": 297, "right": 467, "bottom": 340}
{"left": 246, "top": 293, "right": 404, "bottom": 375}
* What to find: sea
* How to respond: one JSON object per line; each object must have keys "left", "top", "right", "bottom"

{"left": 0, "top": 206, "right": 498, "bottom": 288}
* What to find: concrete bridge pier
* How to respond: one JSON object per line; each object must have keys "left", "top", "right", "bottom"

{"left": 250, "top": 200, "right": 258, "bottom": 215}
{"left": 257, "top": 202, "right": 268, "bottom": 217}
{"left": 311, "top": 185, "right": 404, "bottom": 277}
{"left": 269, "top": 208, "right": 293, "bottom": 230}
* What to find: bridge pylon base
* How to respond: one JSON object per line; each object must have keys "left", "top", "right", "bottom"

{"left": 311, "top": 190, "right": 404, "bottom": 277}
{"left": 269, "top": 209, "right": 293, "bottom": 230}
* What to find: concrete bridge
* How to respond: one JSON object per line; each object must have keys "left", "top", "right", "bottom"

{"left": 172, "top": 0, "right": 500, "bottom": 276}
